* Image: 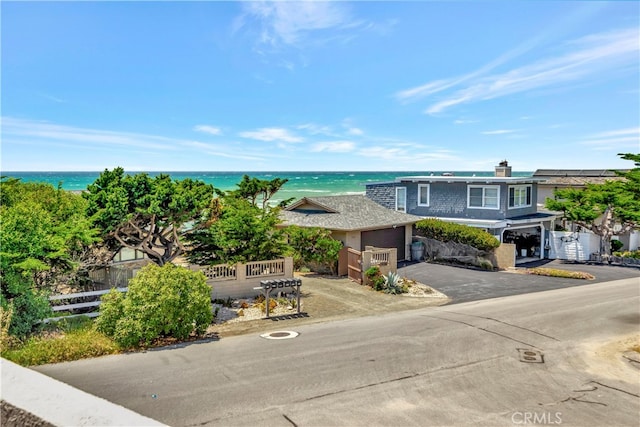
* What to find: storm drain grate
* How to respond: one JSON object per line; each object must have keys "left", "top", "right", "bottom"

{"left": 260, "top": 331, "right": 299, "bottom": 340}
{"left": 518, "top": 348, "right": 544, "bottom": 363}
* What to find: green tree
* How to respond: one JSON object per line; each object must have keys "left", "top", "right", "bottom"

{"left": 283, "top": 226, "right": 343, "bottom": 274}
{"left": 0, "top": 178, "right": 96, "bottom": 337}
{"left": 545, "top": 153, "right": 640, "bottom": 254}
{"left": 227, "top": 174, "right": 293, "bottom": 209}
{"left": 186, "top": 176, "right": 290, "bottom": 265}
{"left": 95, "top": 263, "right": 212, "bottom": 347}
{"left": 83, "top": 168, "right": 216, "bottom": 266}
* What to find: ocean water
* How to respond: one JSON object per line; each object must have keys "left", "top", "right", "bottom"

{"left": 3, "top": 170, "right": 533, "bottom": 204}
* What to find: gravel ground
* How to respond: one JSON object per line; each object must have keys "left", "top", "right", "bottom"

{"left": 207, "top": 273, "right": 449, "bottom": 338}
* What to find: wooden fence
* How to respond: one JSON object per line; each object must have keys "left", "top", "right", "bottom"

{"left": 45, "top": 257, "right": 295, "bottom": 321}
{"left": 343, "top": 246, "right": 397, "bottom": 284}
{"left": 45, "top": 287, "right": 128, "bottom": 323}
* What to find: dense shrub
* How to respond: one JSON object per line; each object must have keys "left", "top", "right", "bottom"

{"left": 0, "top": 270, "right": 51, "bottom": 339}
{"left": 612, "top": 250, "right": 640, "bottom": 259}
{"left": 415, "top": 219, "right": 500, "bottom": 252}
{"left": 611, "top": 239, "right": 624, "bottom": 252}
{"left": 364, "top": 267, "right": 407, "bottom": 294}
{"left": 364, "top": 266, "right": 386, "bottom": 291}
{"left": 2, "top": 316, "right": 120, "bottom": 366}
{"left": 96, "top": 263, "right": 213, "bottom": 347}
{"left": 284, "top": 226, "right": 343, "bottom": 274}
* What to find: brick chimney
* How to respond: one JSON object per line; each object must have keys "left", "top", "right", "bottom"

{"left": 495, "top": 160, "right": 512, "bottom": 177}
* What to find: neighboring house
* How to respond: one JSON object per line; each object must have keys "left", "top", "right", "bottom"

{"left": 533, "top": 168, "right": 637, "bottom": 252}
{"left": 365, "top": 162, "right": 558, "bottom": 261}
{"left": 532, "top": 168, "right": 628, "bottom": 206}
{"left": 89, "top": 248, "right": 149, "bottom": 289}
{"left": 280, "top": 195, "right": 421, "bottom": 261}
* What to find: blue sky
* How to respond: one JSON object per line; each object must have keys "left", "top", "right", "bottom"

{"left": 2, "top": 1, "right": 638, "bottom": 172}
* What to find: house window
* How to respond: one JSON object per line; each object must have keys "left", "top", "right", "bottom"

{"left": 418, "top": 184, "right": 430, "bottom": 206}
{"left": 396, "top": 187, "right": 407, "bottom": 212}
{"left": 468, "top": 185, "right": 499, "bottom": 209}
{"left": 509, "top": 185, "right": 532, "bottom": 208}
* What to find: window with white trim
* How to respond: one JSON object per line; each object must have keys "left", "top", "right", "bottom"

{"left": 468, "top": 185, "right": 499, "bottom": 209}
{"left": 508, "top": 185, "right": 532, "bottom": 208}
{"left": 418, "top": 184, "right": 430, "bottom": 206}
{"left": 396, "top": 187, "right": 407, "bottom": 212}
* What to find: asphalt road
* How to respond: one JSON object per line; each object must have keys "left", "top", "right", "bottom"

{"left": 35, "top": 277, "right": 640, "bottom": 427}
{"left": 399, "top": 259, "right": 640, "bottom": 304}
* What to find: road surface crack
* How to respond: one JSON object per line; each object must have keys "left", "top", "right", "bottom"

{"left": 540, "top": 380, "right": 639, "bottom": 408}
{"left": 282, "top": 414, "right": 298, "bottom": 427}
{"left": 298, "top": 355, "right": 502, "bottom": 403}
{"left": 433, "top": 309, "right": 560, "bottom": 341}
{"left": 421, "top": 314, "right": 539, "bottom": 349}
{"left": 583, "top": 381, "right": 640, "bottom": 398}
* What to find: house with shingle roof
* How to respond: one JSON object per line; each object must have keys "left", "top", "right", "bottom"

{"left": 364, "top": 161, "right": 560, "bottom": 261}
{"left": 532, "top": 169, "right": 628, "bottom": 206}
{"left": 280, "top": 195, "right": 421, "bottom": 261}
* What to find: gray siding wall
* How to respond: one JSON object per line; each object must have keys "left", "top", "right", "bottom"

{"left": 366, "top": 184, "right": 396, "bottom": 210}
{"left": 366, "top": 181, "right": 539, "bottom": 220}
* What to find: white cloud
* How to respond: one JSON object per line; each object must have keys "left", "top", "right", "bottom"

{"left": 590, "top": 127, "right": 640, "bottom": 139}
{"left": 347, "top": 127, "right": 364, "bottom": 136}
{"left": 579, "top": 127, "right": 640, "bottom": 149}
{"left": 193, "top": 125, "right": 222, "bottom": 136}
{"left": 241, "top": 1, "right": 362, "bottom": 47}
{"left": 311, "top": 141, "right": 356, "bottom": 153}
{"left": 1, "top": 117, "right": 275, "bottom": 166}
{"left": 481, "top": 129, "right": 517, "bottom": 135}
{"left": 181, "top": 141, "right": 265, "bottom": 161}
{"left": 397, "top": 27, "right": 640, "bottom": 114}
{"left": 297, "top": 123, "right": 334, "bottom": 136}
{"left": 357, "top": 146, "right": 406, "bottom": 159}
{"left": 453, "top": 119, "right": 479, "bottom": 125}
{"left": 37, "top": 92, "right": 66, "bottom": 103}
{"left": 238, "top": 127, "right": 303, "bottom": 143}
{"left": 1, "top": 117, "right": 178, "bottom": 151}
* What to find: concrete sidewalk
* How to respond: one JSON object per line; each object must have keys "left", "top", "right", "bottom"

{"left": 399, "top": 259, "right": 640, "bottom": 304}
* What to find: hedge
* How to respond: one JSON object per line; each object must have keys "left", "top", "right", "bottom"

{"left": 415, "top": 218, "right": 500, "bottom": 252}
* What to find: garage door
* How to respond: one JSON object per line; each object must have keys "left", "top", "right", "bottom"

{"left": 361, "top": 227, "right": 405, "bottom": 260}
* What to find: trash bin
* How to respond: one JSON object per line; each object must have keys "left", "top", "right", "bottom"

{"left": 411, "top": 242, "right": 425, "bottom": 261}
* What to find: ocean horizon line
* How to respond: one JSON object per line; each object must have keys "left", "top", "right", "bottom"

{"left": 3, "top": 170, "right": 535, "bottom": 173}
{"left": 3, "top": 170, "right": 537, "bottom": 196}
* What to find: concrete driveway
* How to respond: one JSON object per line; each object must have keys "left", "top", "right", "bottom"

{"left": 399, "top": 259, "right": 639, "bottom": 304}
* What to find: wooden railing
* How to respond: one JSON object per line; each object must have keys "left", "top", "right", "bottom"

{"left": 197, "top": 258, "right": 288, "bottom": 281}
{"left": 246, "top": 259, "right": 285, "bottom": 278}
{"left": 199, "top": 263, "right": 237, "bottom": 280}
{"left": 370, "top": 250, "right": 390, "bottom": 265}
{"left": 191, "top": 257, "right": 294, "bottom": 299}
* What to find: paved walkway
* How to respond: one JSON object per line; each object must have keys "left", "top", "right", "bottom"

{"left": 398, "top": 259, "right": 640, "bottom": 304}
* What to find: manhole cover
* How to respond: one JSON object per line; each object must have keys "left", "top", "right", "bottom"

{"left": 260, "top": 331, "right": 299, "bottom": 340}
{"left": 518, "top": 348, "right": 544, "bottom": 363}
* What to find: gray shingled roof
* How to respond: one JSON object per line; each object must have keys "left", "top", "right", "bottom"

{"left": 533, "top": 169, "right": 625, "bottom": 177}
{"left": 280, "top": 195, "right": 421, "bottom": 231}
